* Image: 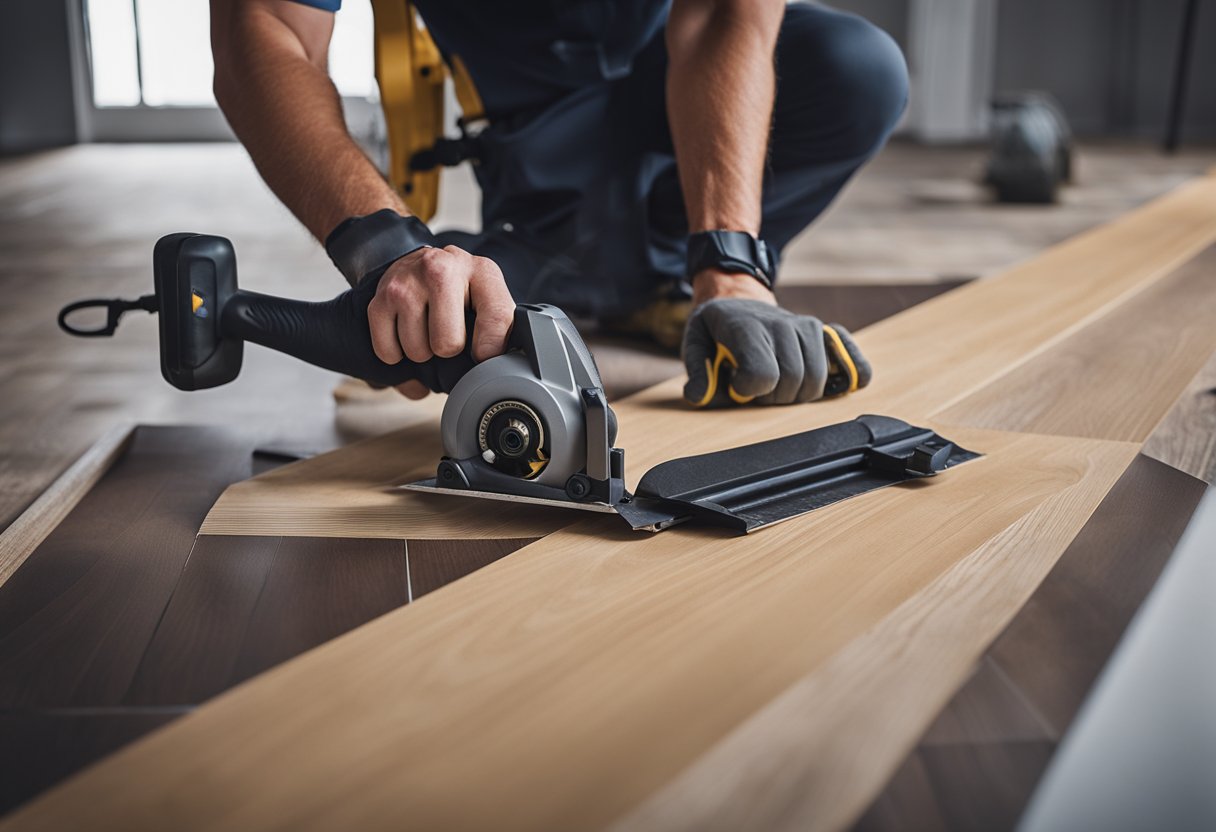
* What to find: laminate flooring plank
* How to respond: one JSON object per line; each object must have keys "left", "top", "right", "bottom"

{"left": 200, "top": 174, "right": 1216, "bottom": 544}
{"left": 199, "top": 420, "right": 581, "bottom": 540}
{"left": 854, "top": 453, "right": 1207, "bottom": 828}
{"left": 985, "top": 454, "right": 1207, "bottom": 736}
{"left": 226, "top": 537, "right": 408, "bottom": 689}
{"left": 917, "top": 657, "right": 1055, "bottom": 746}
{"left": 936, "top": 246, "right": 1216, "bottom": 441}
{"left": 0, "top": 425, "right": 132, "bottom": 588}
{"left": 10, "top": 179, "right": 1216, "bottom": 829}
{"left": 199, "top": 282, "right": 973, "bottom": 541}
{"left": 0, "top": 430, "right": 1137, "bottom": 832}
{"left": 0, "top": 711, "right": 185, "bottom": 816}
{"left": 0, "top": 427, "right": 256, "bottom": 708}
{"left": 122, "top": 536, "right": 284, "bottom": 706}
{"left": 916, "top": 741, "right": 1056, "bottom": 832}
{"left": 407, "top": 538, "right": 540, "bottom": 600}
{"left": 614, "top": 437, "right": 1135, "bottom": 832}
{"left": 776, "top": 280, "right": 969, "bottom": 330}
{"left": 851, "top": 751, "right": 949, "bottom": 832}
{"left": 1142, "top": 347, "right": 1216, "bottom": 483}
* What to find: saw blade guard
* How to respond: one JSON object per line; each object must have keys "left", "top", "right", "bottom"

{"left": 441, "top": 304, "right": 617, "bottom": 488}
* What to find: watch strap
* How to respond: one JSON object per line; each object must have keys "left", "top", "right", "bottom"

{"left": 325, "top": 209, "right": 438, "bottom": 286}
{"left": 686, "top": 230, "right": 776, "bottom": 289}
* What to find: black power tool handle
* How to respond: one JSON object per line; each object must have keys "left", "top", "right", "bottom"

{"left": 219, "top": 272, "right": 476, "bottom": 394}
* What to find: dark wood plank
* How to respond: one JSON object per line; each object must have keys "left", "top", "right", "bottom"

{"left": 986, "top": 454, "right": 1207, "bottom": 735}
{"left": 122, "top": 535, "right": 283, "bottom": 706}
{"left": 777, "top": 280, "right": 970, "bottom": 331}
{"left": 853, "top": 749, "right": 950, "bottom": 832}
{"left": 407, "top": 538, "right": 539, "bottom": 599}
{"left": 0, "top": 426, "right": 257, "bottom": 708}
{"left": 0, "top": 710, "right": 185, "bottom": 815}
{"left": 917, "top": 741, "right": 1056, "bottom": 831}
{"left": 920, "top": 657, "right": 1053, "bottom": 746}
{"left": 227, "top": 537, "right": 408, "bottom": 688}
{"left": 854, "top": 454, "right": 1208, "bottom": 830}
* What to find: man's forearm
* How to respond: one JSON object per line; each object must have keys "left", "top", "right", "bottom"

{"left": 212, "top": 3, "right": 404, "bottom": 241}
{"left": 665, "top": 0, "right": 784, "bottom": 236}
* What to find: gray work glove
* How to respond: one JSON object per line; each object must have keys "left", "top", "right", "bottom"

{"left": 682, "top": 299, "right": 872, "bottom": 407}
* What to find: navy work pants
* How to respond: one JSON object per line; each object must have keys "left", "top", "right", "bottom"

{"left": 437, "top": 2, "right": 909, "bottom": 318}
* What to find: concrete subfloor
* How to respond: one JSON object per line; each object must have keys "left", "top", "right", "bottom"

{"left": 1, "top": 139, "right": 1213, "bottom": 529}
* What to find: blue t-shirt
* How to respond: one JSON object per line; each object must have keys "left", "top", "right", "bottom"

{"left": 289, "top": 0, "right": 669, "bottom": 116}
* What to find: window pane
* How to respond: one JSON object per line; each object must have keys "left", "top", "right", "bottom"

{"left": 86, "top": 0, "right": 141, "bottom": 107}
{"left": 136, "top": 0, "right": 216, "bottom": 106}
{"left": 330, "top": 0, "right": 375, "bottom": 98}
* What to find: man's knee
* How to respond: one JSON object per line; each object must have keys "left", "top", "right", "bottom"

{"left": 776, "top": 6, "right": 909, "bottom": 159}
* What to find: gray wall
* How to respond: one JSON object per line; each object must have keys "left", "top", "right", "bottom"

{"left": 994, "top": 0, "right": 1216, "bottom": 141}
{"left": 0, "top": 0, "right": 78, "bottom": 153}
{"left": 834, "top": 0, "right": 1216, "bottom": 142}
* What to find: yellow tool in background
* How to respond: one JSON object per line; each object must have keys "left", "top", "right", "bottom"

{"left": 371, "top": 0, "right": 484, "bottom": 222}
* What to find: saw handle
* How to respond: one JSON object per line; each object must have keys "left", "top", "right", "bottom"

{"left": 220, "top": 275, "right": 474, "bottom": 393}
{"left": 58, "top": 232, "right": 475, "bottom": 392}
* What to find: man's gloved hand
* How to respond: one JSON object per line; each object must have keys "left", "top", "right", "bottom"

{"left": 326, "top": 209, "right": 515, "bottom": 400}
{"left": 682, "top": 298, "right": 872, "bottom": 407}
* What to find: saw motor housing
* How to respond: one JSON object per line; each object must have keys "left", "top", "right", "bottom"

{"left": 435, "top": 304, "right": 626, "bottom": 507}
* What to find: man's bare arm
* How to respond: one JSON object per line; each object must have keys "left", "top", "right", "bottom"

{"left": 210, "top": 0, "right": 514, "bottom": 389}
{"left": 665, "top": 0, "right": 785, "bottom": 305}
{"left": 211, "top": 0, "right": 402, "bottom": 240}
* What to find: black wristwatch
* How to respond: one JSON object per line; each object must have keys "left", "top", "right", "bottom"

{"left": 685, "top": 230, "right": 776, "bottom": 289}
{"left": 324, "top": 209, "right": 438, "bottom": 286}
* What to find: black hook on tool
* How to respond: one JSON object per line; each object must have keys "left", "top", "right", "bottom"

{"left": 58, "top": 294, "right": 159, "bottom": 337}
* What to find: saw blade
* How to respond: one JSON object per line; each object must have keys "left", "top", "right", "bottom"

{"left": 399, "top": 479, "right": 619, "bottom": 513}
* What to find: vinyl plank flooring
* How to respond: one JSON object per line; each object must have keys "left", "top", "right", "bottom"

{"left": 986, "top": 454, "right": 1207, "bottom": 735}
{"left": 937, "top": 246, "right": 1216, "bottom": 442}
{"left": 777, "top": 280, "right": 969, "bottom": 330}
{"left": 227, "top": 537, "right": 408, "bottom": 688}
{"left": 122, "top": 535, "right": 283, "bottom": 706}
{"left": 852, "top": 751, "right": 950, "bottom": 832}
{"left": 1142, "top": 347, "right": 1216, "bottom": 483}
{"left": 916, "top": 741, "right": 1056, "bottom": 832}
{"left": 0, "top": 426, "right": 257, "bottom": 708}
{"left": 0, "top": 710, "right": 186, "bottom": 816}
{"left": 853, "top": 453, "right": 1208, "bottom": 829}
{"left": 918, "top": 657, "right": 1054, "bottom": 746}
{"left": 407, "top": 538, "right": 540, "bottom": 600}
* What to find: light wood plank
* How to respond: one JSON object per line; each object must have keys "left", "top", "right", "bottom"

{"left": 0, "top": 425, "right": 132, "bottom": 588}
{"left": 6, "top": 174, "right": 1216, "bottom": 831}
{"left": 611, "top": 439, "right": 1136, "bottom": 832}
{"left": 199, "top": 420, "right": 582, "bottom": 539}
{"left": 936, "top": 246, "right": 1216, "bottom": 441}
{"left": 0, "top": 429, "right": 1136, "bottom": 831}
{"left": 199, "top": 175, "right": 1216, "bottom": 539}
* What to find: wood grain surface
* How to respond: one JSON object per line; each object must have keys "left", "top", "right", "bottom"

{"left": 937, "top": 246, "right": 1216, "bottom": 441}
{"left": 853, "top": 453, "right": 1208, "bottom": 830}
{"left": 1142, "top": 347, "right": 1216, "bottom": 483}
{"left": 612, "top": 438, "right": 1137, "bottom": 832}
{"left": 0, "top": 427, "right": 547, "bottom": 814}
{"left": 5, "top": 175, "right": 1216, "bottom": 831}
{"left": 0, "top": 427, "right": 257, "bottom": 709}
{"left": 0, "top": 425, "right": 132, "bottom": 587}
{"left": 0, "top": 429, "right": 1139, "bottom": 832}
{"left": 199, "top": 177, "right": 1216, "bottom": 540}
{"left": 199, "top": 420, "right": 583, "bottom": 539}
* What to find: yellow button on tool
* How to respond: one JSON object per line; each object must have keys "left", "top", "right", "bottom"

{"left": 191, "top": 293, "right": 204, "bottom": 314}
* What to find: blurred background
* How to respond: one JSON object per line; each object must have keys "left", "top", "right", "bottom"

{"left": 1, "top": 0, "right": 1215, "bottom": 528}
